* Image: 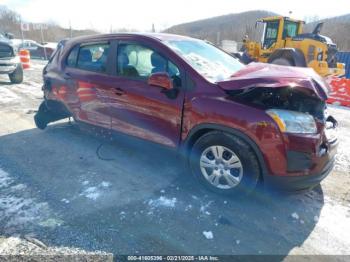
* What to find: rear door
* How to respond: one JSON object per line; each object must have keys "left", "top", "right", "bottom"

{"left": 60, "top": 41, "right": 112, "bottom": 128}
{"left": 108, "top": 41, "right": 185, "bottom": 148}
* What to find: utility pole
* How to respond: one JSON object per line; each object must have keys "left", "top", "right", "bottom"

{"left": 152, "top": 24, "right": 155, "bottom": 33}
{"left": 40, "top": 24, "right": 47, "bottom": 60}
{"left": 69, "top": 20, "right": 72, "bottom": 38}
{"left": 20, "top": 19, "right": 24, "bottom": 45}
{"left": 216, "top": 31, "right": 221, "bottom": 46}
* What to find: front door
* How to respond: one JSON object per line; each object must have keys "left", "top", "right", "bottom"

{"left": 108, "top": 42, "right": 185, "bottom": 148}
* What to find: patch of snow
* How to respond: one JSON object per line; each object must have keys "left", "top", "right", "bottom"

{"left": 100, "top": 181, "right": 111, "bottom": 187}
{"left": 0, "top": 237, "right": 22, "bottom": 253}
{"left": 200, "top": 200, "right": 214, "bottom": 214}
{"left": 148, "top": 196, "right": 177, "bottom": 208}
{"left": 82, "top": 180, "right": 89, "bottom": 186}
{"left": 291, "top": 212, "right": 299, "bottom": 220}
{"left": 185, "top": 204, "right": 192, "bottom": 211}
{"left": 290, "top": 195, "right": 350, "bottom": 254}
{"left": 0, "top": 168, "right": 12, "bottom": 189}
{"left": 10, "top": 184, "right": 26, "bottom": 190}
{"left": 203, "top": 231, "right": 214, "bottom": 240}
{"left": 38, "top": 218, "right": 64, "bottom": 228}
{"left": 80, "top": 186, "right": 100, "bottom": 200}
{"left": 0, "top": 236, "right": 112, "bottom": 256}
{"left": 314, "top": 215, "right": 319, "bottom": 222}
{"left": 61, "top": 198, "right": 70, "bottom": 204}
{"left": 0, "top": 167, "right": 52, "bottom": 231}
{"left": 236, "top": 240, "right": 240, "bottom": 245}
{"left": 0, "top": 88, "right": 20, "bottom": 104}
{"left": 79, "top": 181, "right": 112, "bottom": 201}
{"left": 160, "top": 189, "right": 165, "bottom": 194}
{"left": 328, "top": 105, "right": 350, "bottom": 172}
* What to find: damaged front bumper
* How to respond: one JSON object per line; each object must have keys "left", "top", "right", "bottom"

{"left": 265, "top": 132, "right": 338, "bottom": 191}
{"left": 264, "top": 156, "right": 336, "bottom": 191}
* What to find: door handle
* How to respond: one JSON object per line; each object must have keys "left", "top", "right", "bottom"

{"left": 114, "top": 87, "right": 125, "bottom": 96}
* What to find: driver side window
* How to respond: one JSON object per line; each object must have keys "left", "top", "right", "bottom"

{"left": 116, "top": 43, "right": 181, "bottom": 84}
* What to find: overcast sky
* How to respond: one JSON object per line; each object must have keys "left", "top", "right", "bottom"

{"left": 1, "top": 0, "right": 350, "bottom": 32}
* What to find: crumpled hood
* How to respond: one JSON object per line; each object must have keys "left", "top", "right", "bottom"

{"left": 217, "top": 63, "right": 330, "bottom": 100}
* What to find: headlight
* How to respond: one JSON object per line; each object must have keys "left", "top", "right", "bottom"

{"left": 266, "top": 109, "right": 317, "bottom": 134}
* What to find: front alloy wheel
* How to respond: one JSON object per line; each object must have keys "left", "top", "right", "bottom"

{"left": 190, "top": 131, "right": 260, "bottom": 195}
{"left": 200, "top": 145, "right": 243, "bottom": 189}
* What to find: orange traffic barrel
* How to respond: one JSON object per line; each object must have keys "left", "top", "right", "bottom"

{"left": 19, "top": 49, "right": 31, "bottom": 69}
{"left": 327, "top": 77, "right": 350, "bottom": 107}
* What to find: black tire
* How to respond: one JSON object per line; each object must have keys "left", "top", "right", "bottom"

{"left": 189, "top": 131, "right": 260, "bottom": 196}
{"left": 9, "top": 64, "right": 23, "bottom": 84}
{"left": 34, "top": 113, "right": 47, "bottom": 130}
{"left": 271, "top": 58, "right": 294, "bottom": 66}
{"left": 34, "top": 102, "right": 49, "bottom": 130}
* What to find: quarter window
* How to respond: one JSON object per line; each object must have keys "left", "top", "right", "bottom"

{"left": 76, "top": 43, "right": 110, "bottom": 73}
{"left": 66, "top": 45, "right": 79, "bottom": 67}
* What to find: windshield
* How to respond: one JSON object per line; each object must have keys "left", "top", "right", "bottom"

{"left": 164, "top": 39, "right": 244, "bottom": 82}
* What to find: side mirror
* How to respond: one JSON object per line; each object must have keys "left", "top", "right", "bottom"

{"left": 148, "top": 72, "right": 173, "bottom": 90}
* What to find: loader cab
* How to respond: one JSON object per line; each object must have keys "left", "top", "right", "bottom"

{"left": 259, "top": 17, "right": 303, "bottom": 50}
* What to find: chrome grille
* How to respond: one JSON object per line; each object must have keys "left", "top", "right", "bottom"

{"left": 0, "top": 43, "right": 13, "bottom": 58}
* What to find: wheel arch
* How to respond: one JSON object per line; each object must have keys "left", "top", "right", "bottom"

{"left": 181, "top": 123, "right": 269, "bottom": 178}
{"left": 268, "top": 48, "right": 307, "bottom": 67}
{"left": 35, "top": 99, "right": 72, "bottom": 129}
{"left": 43, "top": 99, "right": 71, "bottom": 116}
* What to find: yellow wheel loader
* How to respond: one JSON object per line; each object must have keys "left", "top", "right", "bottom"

{"left": 240, "top": 16, "right": 345, "bottom": 77}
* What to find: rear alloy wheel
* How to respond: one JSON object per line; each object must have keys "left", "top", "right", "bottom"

{"left": 190, "top": 131, "right": 260, "bottom": 195}
{"left": 271, "top": 58, "right": 293, "bottom": 66}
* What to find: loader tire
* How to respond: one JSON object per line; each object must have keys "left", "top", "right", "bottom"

{"left": 271, "top": 58, "right": 294, "bottom": 66}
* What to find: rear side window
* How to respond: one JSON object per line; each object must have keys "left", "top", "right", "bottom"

{"left": 76, "top": 43, "right": 109, "bottom": 73}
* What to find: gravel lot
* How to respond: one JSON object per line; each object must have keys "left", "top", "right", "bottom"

{"left": 0, "top": 61, "right": 349, "bottom": 258}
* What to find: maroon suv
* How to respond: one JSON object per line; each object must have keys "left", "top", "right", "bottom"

{"left": 35, "top": 33, "right": 338, "bottom": 194}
